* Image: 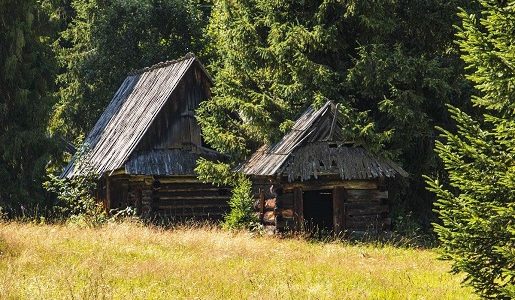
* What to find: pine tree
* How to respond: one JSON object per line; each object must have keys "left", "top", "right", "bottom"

{"left": 197, "top": 0, "right": 474, "bottom": 227}
{"left": 426, "top": 1, "right": 515, "bottom": 298}
{"left": 0, "top": 0, "right": 57, "bottom": 210}
{"left": 196, "top": 0, "right": 389, "bottom": 227}
{"left": 49, "top": 0, "right": 208, "bottom": 143}
{"left": 198, "top": 0, "right": 381, "bottom": 160}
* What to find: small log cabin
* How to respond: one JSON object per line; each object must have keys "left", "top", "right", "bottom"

{"left": 62, "top": 53, "right": 230, "bottom": 220}
{"left": 241, "top": 101, "right": 408, "bottom": 233}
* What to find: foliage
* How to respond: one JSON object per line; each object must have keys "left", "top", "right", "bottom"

{"left": 425, "top": 1, "right": 515, "bottom": 298}
{"left": 195, "top": 158, "right": 258, "bottom": 229}
{"left": 43, "top": 147, "right": 106, "bottom": 226}
{"left": 48, "top": 0, "right": 209, "bottom": 144}
{"left": 195, "top": 159, "right": 257, "bottom": 229}
{"left": 342, "top": 0, "right": 476, "bottom": 227}
{"left": 0, "top": 0, "right": 58, "bottom": 209}
{"left": 195, "top": 157, "right": 237, "bottom": 186}
{"left": 197, "top": 0, "right": 475, "bottom": 227}
{"left": 222, "top": 175, "right": 257, "bottom": 229}
{"left": 199, "top": 0, "right": 374, "bottom": 160}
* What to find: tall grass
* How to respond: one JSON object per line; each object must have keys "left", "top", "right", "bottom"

{"left": 0, "top": 221, "right": 476, "bottom": 299}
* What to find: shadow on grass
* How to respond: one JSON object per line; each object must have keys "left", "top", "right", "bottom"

{"left": 275, "top": 223, "right": 438, "bottom": 249}
{"left": 1, "top": 205, "right": 438, "bottom": 249}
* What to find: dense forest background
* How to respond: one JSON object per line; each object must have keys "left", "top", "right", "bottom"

{"left": 1, "top": 0, "right": 514, "bottom": 297}
{"left": 0, "top": 0, "right": 469, "bottom": 220}
{"left": 0, "top": 0, "right": 496, "bottom": 225}
{"left": 0, "top": 0, "right": 476, "bottom": 228}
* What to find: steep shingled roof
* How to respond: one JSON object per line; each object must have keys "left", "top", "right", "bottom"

{"left": 63, "top": 53, "right": 207, "bottom": 178}
{"left": 241, "top": 101, "right": 408, "bottom": 181}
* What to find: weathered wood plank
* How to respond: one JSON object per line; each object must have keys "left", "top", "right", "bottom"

{"left": 281, "top": 208, "right": 294, "bottom": 218}
{"left": 157, "top": 190, "right": 228, "bottom": 198}
{"left": 263, "top": 211, "right": 275, "bottom": 224}
{"left": 259, "top": 190, "right": 265, "bottom": 222}
{"left": 105, "top": 177, "right": 111, "bottom": 213}
{"left": 157, "top": 197, "right": 229, "bottom": 205}
{"left": 157, "top": 195, "right": 230, "bottom": 201}
{"left": 264, "top": 198, "right": 276, "bottom": 210}
{"left": 333, "top": 186, "right": 345, "bottom": 234}
{"left": 346, "top": 190, "right": 388, "bottom": 201}
{"left": 345, "top": 204, "right": 389, "bottom": 216}
{"left": 293, "top": 187, "right": 303, "bottom": 231}
{"left": 283, "top": 180, "right": 377, "bottom": 191}
{"left": 158, "top": 204, "right": 227, "bottom": 210}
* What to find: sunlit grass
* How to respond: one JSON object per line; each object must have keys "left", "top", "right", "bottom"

{"left": 0, "top": 221, "right": 476, "bottom": 299}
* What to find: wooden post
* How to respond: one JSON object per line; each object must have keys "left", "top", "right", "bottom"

{"left": 293, "top": 187, "right": 304, "bottom": 231}
{"left": 105, "top": 176, "right": 111, "bottom": 214}
{"left": 259, "top": 189, "right": 265, "bottom": 223}
{"left": 333, "top": 186, "right": 346, "bottom": 235}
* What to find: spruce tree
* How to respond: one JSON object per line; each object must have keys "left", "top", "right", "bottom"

{"left": 197, "top": 0, "right": 474, "bottom": 227}
{"left": 196, "top": 0, "right": 388, "bottom": 227}
{"left": 50, "top": 0, "right": 208, "bottom": 143}
{"left": 0, "top": 0, "right": 56, "bottom": 210}
{"left": 426, "top": 1, "right": 515, "bottom": 298}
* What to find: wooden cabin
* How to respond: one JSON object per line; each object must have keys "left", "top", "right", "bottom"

{"left": 63, "top": 53, "right": 230, "bottom": 220}
{"left": 241, "top": 101, "right": 408, "bottom": 233}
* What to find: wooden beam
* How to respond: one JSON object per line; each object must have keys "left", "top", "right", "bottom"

{"left": 105, "top": 176, "right": 111, "bottom": 214}
{"left": 156, "top": 176, "right": 201, "bottom": 184}
{"left": 110, "top": 168, "right": 127, "bottom": 176}
{"left": 332, "top": 186, "right": 345, "bottom": 235}
{"left": 259, "top": 189, "right": 265, "bottom": 223}
{"left": 293, "top": 187, "right": 304, "bottom": 231}
{"left": 283, "top": 180, "right": 378, "bottom": 192}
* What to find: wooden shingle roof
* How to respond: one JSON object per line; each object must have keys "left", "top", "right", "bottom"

{"left": 241, "top": 101, "right": 408, "bottom": 181}
{"left": 63, "top": 53, "right": 206, "bottom": 178}
{"left": 124, "top": 149, "right": 220, "bottom": 176}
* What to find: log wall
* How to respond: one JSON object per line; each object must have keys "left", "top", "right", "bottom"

{"left": 108, "top": 175, "right": 231, "bottom": 221}
{"left": 252, "top": 176, "right": 390, "bottom": 233}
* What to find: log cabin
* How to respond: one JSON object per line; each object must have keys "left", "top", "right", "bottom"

{"left": 241, "top": 101, "right": 408, "bottom": 233}
{"left": 62, "top": 53, "right": 231, "bottom": 220}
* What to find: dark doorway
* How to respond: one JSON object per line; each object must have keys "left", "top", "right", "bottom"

{"left": 109, "top": 179, "right": 129, "bottom": 210}
{"left": 303, "top": 190, "right": 333, "bottom": 233}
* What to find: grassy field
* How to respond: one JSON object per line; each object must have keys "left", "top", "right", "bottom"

{"left": 0, "top": 222, "right": 476, "bottom": 299}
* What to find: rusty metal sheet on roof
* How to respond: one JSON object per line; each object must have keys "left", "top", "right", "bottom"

{"left": 62, "top": 54, "right": 197, "bottom": 178}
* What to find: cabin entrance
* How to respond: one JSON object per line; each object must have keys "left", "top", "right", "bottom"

{"left": 303, "top": 190, "right": 333, "bottom": 233}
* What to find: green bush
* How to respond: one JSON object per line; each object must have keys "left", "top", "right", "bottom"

{"left": 44, "top": 147, "right": 106, "bottom": 226}
{"left": 223, "top": 175, "right": 257, "bottom": 230}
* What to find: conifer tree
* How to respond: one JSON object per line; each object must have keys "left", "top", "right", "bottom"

{"left": 197, "top": 0, "right": 474, "bottom": 227}
{"left": 50, "top": 0, "right": 208, "bottom": 143}
{"left": 0, "top": 0, "right": 56, "bottom": 209}
{"left": 426, "top": 1, "right": 515, "bottom": 298}
{"left": 196, "top": 0, "right": 389, "bottom": 227}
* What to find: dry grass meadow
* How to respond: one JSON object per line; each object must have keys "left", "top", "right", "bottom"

{"left": 0, "top": 221, "right": 476, "bottom": 299}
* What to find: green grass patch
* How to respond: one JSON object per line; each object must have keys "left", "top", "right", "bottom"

{"left": 0, "top": 222, "right": 476, "bottom": 299}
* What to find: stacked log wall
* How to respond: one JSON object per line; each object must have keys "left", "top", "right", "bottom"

{"left": 153, "top": 180, "right": 230, "bottom": 220}
{"left": 343, "top": 188, "right": 389, "bottom": 232}
{"left": 111, "top": 175, "right": 231, "bottom": 221}
{"left": 251, "top": 176, "right": 391, "bottom": 233}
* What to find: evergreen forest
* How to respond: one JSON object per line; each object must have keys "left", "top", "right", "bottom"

{"left": 0, "top": 0, "right": 513, "bottom": 298}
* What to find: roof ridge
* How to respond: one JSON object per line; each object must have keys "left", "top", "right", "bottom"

{"left": 127, "top": 52, "right": 196, "bottom": 75}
